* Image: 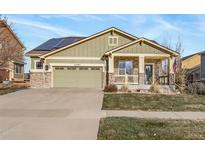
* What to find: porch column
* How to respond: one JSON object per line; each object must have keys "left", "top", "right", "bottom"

{"left": 108, "top": 54, "right": 114, "bottom": 85}
{"left": 108, "top": 55, "right": 114, "bottom": 73}
{"left": 168, "top": 56, "right": 175, "bottom": 85}
{"left": 139, "top": 56, "right": 145, "bottom": 85}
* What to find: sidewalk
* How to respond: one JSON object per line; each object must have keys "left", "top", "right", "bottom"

{"left": 103, "top": 110, "right": 205, "bottom": 120}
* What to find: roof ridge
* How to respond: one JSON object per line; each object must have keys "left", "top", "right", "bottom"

{"left": 52, "top": 36, "right": 86, "bottom": 39}
{"left": 182, "top": 51, "right": 205, "bottom": 60}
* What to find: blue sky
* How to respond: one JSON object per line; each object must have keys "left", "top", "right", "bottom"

{"left": 5, "top": 14, "right": 205, "bottom": 72}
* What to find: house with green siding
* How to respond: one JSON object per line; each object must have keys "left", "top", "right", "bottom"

{"left": 26, "top": 27, "right": 179, "bottom": 91}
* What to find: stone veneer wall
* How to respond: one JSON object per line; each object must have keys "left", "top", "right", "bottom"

{"left": 139, "top": 73, "right": 144, "bottom": 85}
{"left": 108, "top": 73, "right": 114, "bottom": 85}
{"left": 169, "top": 73, "right": 175, "bottom": 85}
{"left": 102, "top": 72, "right": 107, "bottom": 88}
{"left": 30, "top": 72, "right": 51, "bottom": 88}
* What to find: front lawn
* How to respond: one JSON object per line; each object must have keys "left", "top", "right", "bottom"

{"left": 98, "top": 117, "right": 205, "bottom": 140}
{"left": 102, "top": 93, "right": 205, "bottom": 111}
{"left": 0, "top": 84, "right": 28, "bottom": 95}
{"left": 0, "top": 88, "right": 18, "bottom": 95}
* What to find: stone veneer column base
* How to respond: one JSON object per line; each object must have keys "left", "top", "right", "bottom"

{"left": 169, "top": 73, "right": 175, "bottom": 85}
{"left": 139, "top": 73, "right": 145, "bottom": 85}
{"left": 30, "top": 72, "right": 51, "bottom": 88}
{"left": 108, "top": 73, "right": 114, "bottom": 85}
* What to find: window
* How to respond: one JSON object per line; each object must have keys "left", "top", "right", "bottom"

{"left": 35, "top": 61, "right": 43, "bottom": 69}
{"left": 15, "top": 64, "right": 23, "bottom": 74}
{"left": 108, "top": 36, "right": 118, "bottom": 46}
{"left": 67, "top": 67, "right": 76, "bottom": 70}
{"left": 91, "top": 67, "right": 100, "bottom": 70}
{"left": 79, "top": 67, "right": 88, "bottom": 70}
{"left": 118, "top": 61, "right": 133, "bottom": 75}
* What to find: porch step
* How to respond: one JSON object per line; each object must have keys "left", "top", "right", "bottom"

{"left": 158, "top": 85, "right": 176, "bottom": 94}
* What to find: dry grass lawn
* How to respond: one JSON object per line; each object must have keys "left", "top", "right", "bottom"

{"left": 102, "top": 93, "right": 205, "bottom": 111}
{"left": 98, "top": 117, "right": 205, "bottom": 140}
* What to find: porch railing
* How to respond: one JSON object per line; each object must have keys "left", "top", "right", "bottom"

{"left": 114, "top": 75, "right": 139, "bottom": 84}
{"left": 158, "top": 75, "right": 169, "bottom": 85}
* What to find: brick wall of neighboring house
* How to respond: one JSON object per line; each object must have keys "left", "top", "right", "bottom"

{"left": 0, "top": 21, "right": 24, "bottom": 81}
{"left": 30, "top": 72, "right": 51, "bottom": 88}
{"left": 0, "top": 69, "right": 9, "bottom": 81}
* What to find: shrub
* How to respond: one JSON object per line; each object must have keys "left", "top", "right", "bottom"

{"left": 149, "top": 83, "right": 161, "bottom": 93}
{"left": 104, "top": 84, "right": 118, "bottom": 92}
{"left": 187, "top": 82, "right": 205, "bottom": 95}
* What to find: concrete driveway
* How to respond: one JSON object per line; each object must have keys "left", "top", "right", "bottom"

{"left": 0, "top": 88, "right": 103, "bottom": 139}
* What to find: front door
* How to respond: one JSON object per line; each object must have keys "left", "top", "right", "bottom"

{"left": 145, "top": 64, "right": 153, "bottom": 84}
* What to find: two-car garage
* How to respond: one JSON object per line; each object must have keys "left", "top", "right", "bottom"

{"left": 52, "top": 66, "right": 103, "bottom": 89}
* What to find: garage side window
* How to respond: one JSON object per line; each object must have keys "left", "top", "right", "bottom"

{"left": 35, "top": 61, "right": 43, "bottom": 69}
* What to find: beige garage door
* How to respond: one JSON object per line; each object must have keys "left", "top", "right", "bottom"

{"left": 53, "top": 66, "right": 103, "bottom": 88}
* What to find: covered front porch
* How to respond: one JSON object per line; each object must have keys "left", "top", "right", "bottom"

{"left": 107, "top": 54, "right": 175, "bottom": 89}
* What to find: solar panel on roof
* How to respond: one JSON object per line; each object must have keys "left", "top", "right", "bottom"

{"left": 31, "top": 37, "right": 86, "bottom": 52}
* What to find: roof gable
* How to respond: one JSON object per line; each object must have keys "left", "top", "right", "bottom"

{"left": 0, "top": 20, "right": 25, "bottom": 48}
{"left": 182, "top": 50, "right": 205, "bottom": 61}
{"left": 40, "top": 27, "right": 138, "bottom": 58}
{"left": 105, "top": 38, "right": 179, "bottom": 56}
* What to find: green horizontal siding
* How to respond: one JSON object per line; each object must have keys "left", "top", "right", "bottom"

{"left": 48, "top": 31, "right": 133, "bottom": 58}
{"left": 116, "top": 42, "right": 167, "bottom": 55}
{"left": 31, "top": 57, "right": 40, "bottom": 69}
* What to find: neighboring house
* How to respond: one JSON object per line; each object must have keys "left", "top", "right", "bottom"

{"left": 182, "top": 51, "right": 205, "bottom": 82}
{"left": 0, "top": 20, "right": 25, "bottom": 82}
{"left": 26, "top": 27, "right": 179, "bottom": 90}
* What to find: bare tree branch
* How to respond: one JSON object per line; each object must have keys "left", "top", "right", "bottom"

{"left": 161, "top": 33, "right": 187, "bottom": 93}
{"left": 0, "top": 17, "right": 23, "bottom": 69}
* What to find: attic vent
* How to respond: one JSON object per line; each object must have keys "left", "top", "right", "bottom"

{"left": 108, "top": 36, "right": 118, "bottom": 46}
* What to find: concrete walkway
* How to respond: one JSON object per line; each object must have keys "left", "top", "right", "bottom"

{"left": 104, "top": 110, "right": 205, "bottom": 120}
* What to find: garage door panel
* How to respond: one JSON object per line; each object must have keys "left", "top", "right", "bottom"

{"left": 53, "top": 66, "right": 102, "bottom": 88}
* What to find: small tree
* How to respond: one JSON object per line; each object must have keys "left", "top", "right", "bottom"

{"left": 0, "top": 16, "right": 23, "bottom": 70}
{"left": 161, "top": 34, "right": 187, "bottom": 93}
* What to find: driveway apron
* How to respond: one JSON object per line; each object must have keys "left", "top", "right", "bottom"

{"left": 0, "top": 88, "right": 103, "bottom": 139}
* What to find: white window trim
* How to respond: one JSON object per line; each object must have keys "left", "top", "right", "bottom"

{"left": 34, "top": 60, "right": 44, "bottom": 70}
{"left": 118, "top": 60, "right": 133, "bottom": 75}
{"left": 108, "top": 36, "right": 118, "bottom": 46}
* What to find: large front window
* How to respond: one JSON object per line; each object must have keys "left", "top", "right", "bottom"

{"left": 118, "top": 61, "right": 133, "bottom": 75}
